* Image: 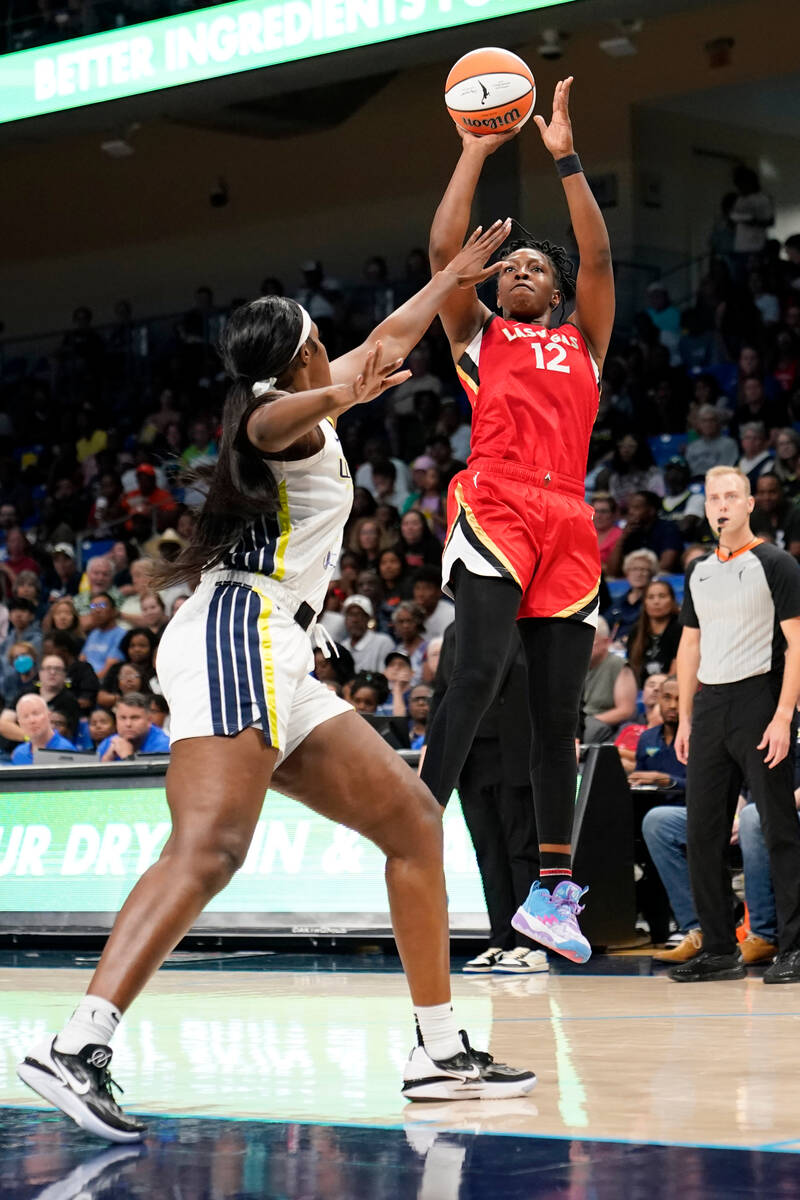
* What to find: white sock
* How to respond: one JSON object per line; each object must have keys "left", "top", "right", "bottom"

{"left": 54, "top": 995, "right": 121, "bottom": 1055}
{"left": 415, "top": 1002, "right": 463, "bottom": 1061}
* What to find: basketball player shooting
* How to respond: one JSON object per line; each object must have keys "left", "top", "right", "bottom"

{"left": 422, "top": 78, "right": 615, "bottom": 962}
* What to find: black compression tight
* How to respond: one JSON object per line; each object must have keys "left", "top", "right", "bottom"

{"left": 421, "top": 565, "right": 595, "bottom": 851}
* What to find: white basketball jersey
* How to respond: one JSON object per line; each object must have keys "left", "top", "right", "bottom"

{"left": 220, "top": 419, "right": 353, "bottom": 613}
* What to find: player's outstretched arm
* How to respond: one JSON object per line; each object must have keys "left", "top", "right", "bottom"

{"left": 429, "top": 129, "right": 518, "bottom": 349}
{"left": 330, "top": 220, "right": 510, "bottom": 386}
{"left": 535, "top": 78, "right": 614, "bottom": 367}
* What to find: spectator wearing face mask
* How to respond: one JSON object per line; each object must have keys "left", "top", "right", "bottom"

{"left": 1, "top": 640, "right": 40, "bottom": 710}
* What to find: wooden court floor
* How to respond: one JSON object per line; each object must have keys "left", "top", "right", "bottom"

{"left": 2, "top": 954, "right": 800, "bottom": 1197}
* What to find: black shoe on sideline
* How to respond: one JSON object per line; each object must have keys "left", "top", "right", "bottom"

{"left": 763, "top": 949, "right": 800, "bottom": 984}
{"left": 669, "top": 949, "right": 746, "bottom": 983}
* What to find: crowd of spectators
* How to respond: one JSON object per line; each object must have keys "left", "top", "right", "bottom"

{"left": 3, "top": 0, "right": 216, "bottom": 53}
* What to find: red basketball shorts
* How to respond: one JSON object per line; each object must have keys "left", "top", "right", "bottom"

{"left": 442, "top": 459, "right": 601, "bottom": 625}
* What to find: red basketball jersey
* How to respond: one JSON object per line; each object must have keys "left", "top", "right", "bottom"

{"left": 456, "top": 314, "right": 600, "bottom": 477}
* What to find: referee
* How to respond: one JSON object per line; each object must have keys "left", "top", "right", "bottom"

{"left": 673, "top": 466, "right": 800, "bottom": 983}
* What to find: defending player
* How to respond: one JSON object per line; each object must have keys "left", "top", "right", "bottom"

{"left": 17, "top": 223, "right": 537, "bottom": 1143}
{"left": 422, "top": 78, "right": 615, "bottom": 962}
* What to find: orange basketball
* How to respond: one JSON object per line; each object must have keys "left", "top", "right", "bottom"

{"left": 445, "top": 47, "right": 535, "bottom": 136}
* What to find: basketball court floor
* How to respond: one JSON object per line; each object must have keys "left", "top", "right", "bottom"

{"left": 2, "top": 950, "right": 799, "bottom": 1197}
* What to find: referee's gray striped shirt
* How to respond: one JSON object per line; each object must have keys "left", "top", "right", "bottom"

{"left": 681, "top": 540, "right": 800, "bottom": 685}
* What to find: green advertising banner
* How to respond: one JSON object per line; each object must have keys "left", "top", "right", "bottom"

{"left": 0, "top": 784, "right": 486, "bottom": 920}
{"left": 0, "top": 0, "right": 579, "bottom": 125}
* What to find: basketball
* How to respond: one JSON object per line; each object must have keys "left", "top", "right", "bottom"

{"left": 445, "top": 47, "right": 535, "bottom": 136}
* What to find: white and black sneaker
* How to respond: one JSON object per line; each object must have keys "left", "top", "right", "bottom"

{"left": 491, "top": 947, "right": 550, "bottom": 975}
{"left": 462, "top": 947, "right": 506, "bottom": 974}
{"left": 17, "top": 1038, "right": 146, "bottom": 1143}
{"left": 402, "top": 1029, "right": 536, "bottom": 1102}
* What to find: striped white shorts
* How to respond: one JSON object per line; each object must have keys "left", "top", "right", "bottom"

{"left": 156, "top": 570, "right": 351, "bottom": 763}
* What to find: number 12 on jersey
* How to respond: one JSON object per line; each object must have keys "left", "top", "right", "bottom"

{"left": 530, "top": 340, "right": 570, "bottom": 373}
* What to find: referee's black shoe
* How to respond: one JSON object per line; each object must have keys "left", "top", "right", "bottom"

{"left": 17, "top": 1037, "right": 146, "bottom": 1143}
{"left": 669, "top": 949, "right": 746, "bottom": 982}
{"left": 763, "top": 948, "right": 800, "bottom": 984}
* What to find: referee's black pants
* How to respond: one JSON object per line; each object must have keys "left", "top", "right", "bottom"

{"left": 458, "top": 739, "right": 540, "bottom": 950}
{"left": 687, "top": 675, "right": 800, "bottom": 956}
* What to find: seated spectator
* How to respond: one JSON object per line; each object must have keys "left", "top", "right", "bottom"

{"left": 349, "top": 671, "right": 389, "bottom": 714}
{"left": 335, "top": 550, "right": 363, "bottom": 595}
{"left": 644, "top": 795, "right": 796, "bottom": 965}
{"left": 421, "top": 636, "right": 443, "bottom": 685}
{"left": 180, "top": 417, "right": 218, "bottom": 468}
{"left": 319, "top": 584, "right": 347, "bottom": 641}
{"left": 591, "top": 493, "right": 623, "bottom": 574}
{"left": 582, "top": 618, "right": 637, "bottom": 743}
{"left": 1, "top": 640, "right": 40, "bottom": 710}
{"left": 20, "top": 652, "right": 81, "bottom": 741}
{"left": 10, "top": 694, "right": 76, "bottom": 764}
{"left": 119, "top": 557, "right": 157, "bottom": 629}
{"left": 732, "top": 379, "right": 786, "bottom": 442}
{"left": 1, "top": 527, "right": 41, "bottom": 578}
{"left": 13, "top": 570, "right": 46, "bottom": 621}
{"left": 87, "top": 473, "right": 127, "bottom": 537}
{"left": 46, "top": 543, "right": 81, "bottom": 601}
{"left": 685, "top": 406, "right": 738, "bottom": 480}
{"left": 398, "top": 509, "right": 442, "bottom": 570}
{"left": 771, "top": 429, "right": 800, "bottom": 500}
{"left": 391, "top": 602, "right": 428, "bottom": 685}
{"left": 644, "top": 281, "right": 682, "bottom": 364}
{"left": 600, "top": 434, "right": 664, "bottom": 513}
{"left": 340, "top": 596, "right": 395, "bottom": 673}
{"left": 377, "top": 547, "right": 410, "bottom": 630}
{"left": 75, "top": 556, "right": 124, "bottom": 631}
{"left": 750, "top": 474, "right": 800, "bottom": 553}
{"left": 355, "top": 569, "right": 384, "bottom": 619}
{"left": 615, "top": 672, "right": 666, "bottom": 773}
{"left": 43, "top": 596, "right": 83, "bottom": 642}
{"left": 610, "top": 491, "right": 683, "bottom": 576}
{"left": 86, "top": 707, "right": 116, "bottom": 751}
{"left": 140, "top": 591, "right": 169, "bottom": 639}
{"left": 407, "top": 684, "right": 432, "bottom": 750}
{"left": 438, "top": 400, "right": 471, "bottom": 464}
{"left": 380, "top": 651, "right": 413, "bottom": 717}
{"left": 312, "top": 644, "right": 355, "bottom": 691}
{"left": 660, "top": 457, "right": 706, "bottom": 541}
{"left": 737, "top": 422, "right": 775, "bottom": 493}
{"left": 80, "top": 593, "right": 125, "bottom": 678}
{"left": 602, "top": 549, "right": 658, "bottom": 642}
{"left": 48, "top": 631, "right": 99, "bottom": 713}
{"left": 411, "top": 566, "right": 454, "bottom": 638}
{"left": 374, "top": 503, "right": 401, "bottom": 543}
{"left": 0, "top": 597, "right": 42, "bottom": 659}
{"left": 122, "top": 463, "right": 178, "bottom": 525}
{"left": 402, "top": 464, "right": 448, "bottom": 542}
{"left": 371, "top": 460, "right": 409, "bottom": 511}
{"left": 98, "top": 628, "right": 159, "bottom": 709}
{"left": 347, "top": 518, "right": 385, "bottom": 569}
{"left": 628, "top": 676, "right": 685, "bottom": 794}
{"left": 97, "top": 693, "right": 170, "bottom": 761}
{"left": 354, "top": 437, "right": 412, "bottom": 500}
{"left": 426, "top": 433, "right": 467, "bottom": 491}
{"left": 626, "top": 579, "right": 681, "bottom": 688}
{"left": 148, "top": 694, "right": 171, "bottom": 734}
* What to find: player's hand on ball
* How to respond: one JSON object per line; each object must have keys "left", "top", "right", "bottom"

{"left": 458, "top": 126, "right": 521, "bottom": 156}
{"left": 534, "top": 77, "right": 575, "bottom": 159}
{"left": 347, "top": 342, "right": 411, "bottom": 407}
{"left": 444, "top": 219, "right": 512, "bottom": 288}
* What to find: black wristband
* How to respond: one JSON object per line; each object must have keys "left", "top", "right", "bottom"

{"left": 556, "top": 153, "right": 583, "bottom": 178}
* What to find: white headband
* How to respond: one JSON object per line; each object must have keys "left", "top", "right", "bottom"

{"left": 252, "top": 304, "right": 312, "bottom": 397}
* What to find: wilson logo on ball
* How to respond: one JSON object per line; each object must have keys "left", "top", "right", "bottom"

{"left": 445, "top": 47, "right": 535, "bottom": 137}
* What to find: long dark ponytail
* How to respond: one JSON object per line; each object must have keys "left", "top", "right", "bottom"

{"left": 157, "top": 296, "right": 308, "bottom": 587}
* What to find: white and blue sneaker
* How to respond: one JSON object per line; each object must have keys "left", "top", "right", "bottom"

{"left": 511, "top": 880, "right": 591, "bottom": 963}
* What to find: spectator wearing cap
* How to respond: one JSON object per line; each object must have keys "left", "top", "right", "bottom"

{"left": 0, "top": 598, "right": 42, "bottom": 660}
{"left": 660, "top": 457, "right": 706, "bottom": 541}
{"left": 97, "top": 692, "right": 170, "bottom": 761}
{"left": 737, "top": 423, "right": 775, "bottom": 494}
{"left": 122, "top": 463, "right": 178, "bottom": 527}
{"left": 380, "top": 650, "right": 414, "bottom": 717}
{"left": 391, "top": 601, "right": 428, "bottom": 685}
{"left": 611, "top": 491, "right": 684, "bottom": 576}
{"left": 142, "top": 530, "right": 190, "bottom": 616}
{"left": 340, "top": 595, "right": 395, "bottom": 673}
{"left": 411, "top": 566, "right": 454, "bottom": 638}
{"left": 1, "top": 640, "right": 40, "bottom": 711}
{"left": 9, "top": 694, "right": 76, "bottom": 764}
{"left": 75, "top": 556, "right": 124, "bottom": 631}
{"left": 80, "top": 593, "right": 125, "bottom": 678}
{"left": 47, "top": 543, "right": 81, "bottom": 600}
{"left": 685, "top": 406, "right": 738, "bottom": 481}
